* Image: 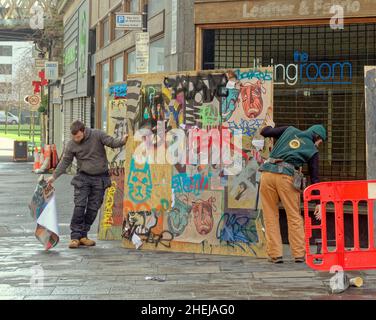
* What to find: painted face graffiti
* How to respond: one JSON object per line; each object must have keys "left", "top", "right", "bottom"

{"left": 241, "top": 81, "right": 265, "bottom": 119}
{"left": 222, "top": 88, "right": 239, "bottom": 122}
{"left": 127, "top": 158, "right": 152, "bottom": 203}
{"left": 192, "top": 197, "right": 216, "bottom": 236}
{"left": 167, "top": 195, "right": 192, "bottom": 237}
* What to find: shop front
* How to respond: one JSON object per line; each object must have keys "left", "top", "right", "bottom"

{"left": 195, "top": 0, "right": 376, "bottom": 182}
{"left": 62, "top": 0, "right": 92, "bottom": 144}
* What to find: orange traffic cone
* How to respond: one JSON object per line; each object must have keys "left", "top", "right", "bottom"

{"left": 51, "top": 144, "right": 58, "bottom": 169}
{"left": 33, "top": 147, "right": 41, "bottom": 172}
{"left": 44, "top": 145, "right": 51, "bottom": 171}
{"left": 40, "top": 147, "right": 45, "bottom": 167}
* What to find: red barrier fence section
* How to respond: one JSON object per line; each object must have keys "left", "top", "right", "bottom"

{"left": 304, "top": 181, "right": 376, "bottom": 271}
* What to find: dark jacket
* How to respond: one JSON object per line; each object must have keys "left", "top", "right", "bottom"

{"left": 53, "top": 128, "right": 125, "bottom": 180}
{"left": 261, "top": 126, "right": 320, "bottom": 184}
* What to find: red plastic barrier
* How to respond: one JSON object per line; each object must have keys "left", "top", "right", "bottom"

{"left": 304, "top": 181, "right": 376, "bottom": 271}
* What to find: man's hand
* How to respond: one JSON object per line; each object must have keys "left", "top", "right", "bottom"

{"left": 314, "top": 204, "right": 322, "bottom": 221}
{"left": 47, "top": 176, "right": 55, "bottom": 186}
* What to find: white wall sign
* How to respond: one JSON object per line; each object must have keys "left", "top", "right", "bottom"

{"left": 27, "top": 95, "right": 41, "bottom": 111}
{"left": 171, "top": 0, "right": 178, "bottom": 55}
{"left": 116, "top": 13, "right": 143, "bottom": 30}
{"left": 45, "top": 62, "right": 59, "bottom": 80}
{"left": 135, "top": 32, "right": 150, "bottom": 74}
{"left": 35, "top": 59, "right": 45, "bottom": 69}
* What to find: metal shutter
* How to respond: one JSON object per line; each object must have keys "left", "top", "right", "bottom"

{"left": 208, "top": 23, "right": 376, "bottom": 182}
{"left": 63, "top": 100, "right": 73, "bottom": 144}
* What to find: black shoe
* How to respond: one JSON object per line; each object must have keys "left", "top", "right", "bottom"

{"left": 268, "top": 256, "right": 284, "bottom": 264}
{"left": 295, "top": 257, "right": 306, "bottom": 263}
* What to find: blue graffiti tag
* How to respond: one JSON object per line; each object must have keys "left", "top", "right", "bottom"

{"left": 109, "top": 84, "right": 128, "bottom": 99}
{"left": 172, "top": 173, "right": 211, "bottom": 196}
{"left": 234, "top": 69, "right": 273, "bottom": 82}
{"left": 216, "top": 213, "right": 259, "bottom": 254}
{"left": 227, "top": 119, "right": 264, "bottom": 137}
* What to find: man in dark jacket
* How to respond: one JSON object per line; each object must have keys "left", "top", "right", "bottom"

{"left": 259, "top": 115, "right": 326, "bottom": 264}
{"left": 47, "top": 120, "right": 128, "bottom": 249}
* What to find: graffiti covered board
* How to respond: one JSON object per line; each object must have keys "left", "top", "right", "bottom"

{"left": 98, "top": 82, "right": 133, "bottom": 240}
{"left": 98, "top": 68, "right": 273, "bottom": 258}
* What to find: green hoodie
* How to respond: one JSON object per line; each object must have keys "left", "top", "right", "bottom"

{"left": 260, "top": 125, "right": 326, "bottom": 176}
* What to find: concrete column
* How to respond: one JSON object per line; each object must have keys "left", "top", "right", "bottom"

{"left": 365, "top": 66, "right": 376, "bottom": 180}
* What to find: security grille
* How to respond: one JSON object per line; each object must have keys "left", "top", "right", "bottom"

{"left": 203, "top": 23, "right": 376, "bottom": 182}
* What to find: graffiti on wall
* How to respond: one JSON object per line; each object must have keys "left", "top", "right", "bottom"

{"left": 99, "top": 83, "right": 130, "bottom": 240}
{"left": 98, "top": 68, "right": 273, "bottom": 257}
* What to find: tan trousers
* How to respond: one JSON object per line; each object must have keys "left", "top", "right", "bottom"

{"left": 260, "top": 171, "right": 305, "bottom": 259}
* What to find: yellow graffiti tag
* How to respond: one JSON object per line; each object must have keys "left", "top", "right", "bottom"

{"left": 102, "top": 181, "right": 117, "bottom": 230}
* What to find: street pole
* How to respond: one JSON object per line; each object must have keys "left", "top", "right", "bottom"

{"left": 29, "top": 111, "right": 31, "bottom": 139}
{"left": 41, "top": 84, "right": 44, "bottom": 147}
{"left": 18, "top": 89, "right": 21, "bottom": 137}
{"left": 46, "top": 41, "right": 52, "bottom": 145}
{"left": 32, "top": 111, "right": 35, "bottom": 147}
{"left": 142, "top": 4, "right": 148, "bottom": 32}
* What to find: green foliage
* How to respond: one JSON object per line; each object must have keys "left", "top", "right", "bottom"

{"left": 38, "top": 95, "right": 49, "bottom": 114}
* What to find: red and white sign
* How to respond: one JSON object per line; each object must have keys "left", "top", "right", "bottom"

{"left": 28, "top": 95, "right": 41, "bottom": 106}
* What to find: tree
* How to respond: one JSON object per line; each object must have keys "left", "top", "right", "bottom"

{"left": 0, "top": 64, "right": 15, "bottom": 135}
{"left": 12, "top": 46, "right": 38, "bottom": 137}
{"left": 31, "top": 2, "right": 65, "bottom": 145}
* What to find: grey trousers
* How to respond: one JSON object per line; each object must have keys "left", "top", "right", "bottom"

{"left": 70, "top": 172, "right": 112, "bottom": 240}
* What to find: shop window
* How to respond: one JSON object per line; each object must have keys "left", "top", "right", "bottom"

{"left": 148, "top": 0, "right": 165, "bottom": 17}
{"left": 101, "top": 62, "right": 110, "bottom": 131}
{"left": 130, "top": 0, "right": 139, "bottom": 13}
{"left": 149, "top": 38, "right": 165, "bottom": 73}
{"left": 102, "top": 18, "right": 110, "bottom": 47}
{"left": 128, "top": 51, "right": 136, "bottom": 75}
{"left": 0, "top": 45, "right": 12, "bottom": 57}
{"left": 113, "top": 55, "right": 124, "bottom": 82}
{"left": 0, "top": 82, "right": 12, "bottom": 94}
{"left": 0, "top": 64, "right": 12, "bottom": 75}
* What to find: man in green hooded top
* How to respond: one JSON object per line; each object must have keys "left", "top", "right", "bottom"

{"left": 259, "top": 116, "right": 326, "bottom": 264}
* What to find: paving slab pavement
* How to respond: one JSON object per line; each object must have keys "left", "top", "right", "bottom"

{"left": 0, "top": 161, "right": 376, "bottom": 300}
{"left": 0, "top": 137, "right": 14, "bottom": 162}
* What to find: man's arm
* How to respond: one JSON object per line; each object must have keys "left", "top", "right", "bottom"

{"left": 308, "top": 152, "right": 320, "bottom": 184}
{"left": 51, "top": 146, "right": 75, "bottom": 181}
{"left": 261, "top": 126, "right": 289, "bottom": 139}
{"left": 100, "top": 131, "right": 127, "bottom": 149}
{"left": 308, "top": 152, "right": 322, "bottom": 220}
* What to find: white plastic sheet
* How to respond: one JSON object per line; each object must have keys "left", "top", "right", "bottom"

{"left": 29, "top": 176, "right": 60, "bottom": 250}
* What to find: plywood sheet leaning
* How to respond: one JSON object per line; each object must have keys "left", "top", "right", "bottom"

{"left": 119, "top": 68, "right": 273, "bottom": 257}
{"left": 98, "top": 82, "right": 132, "bottom": 240}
